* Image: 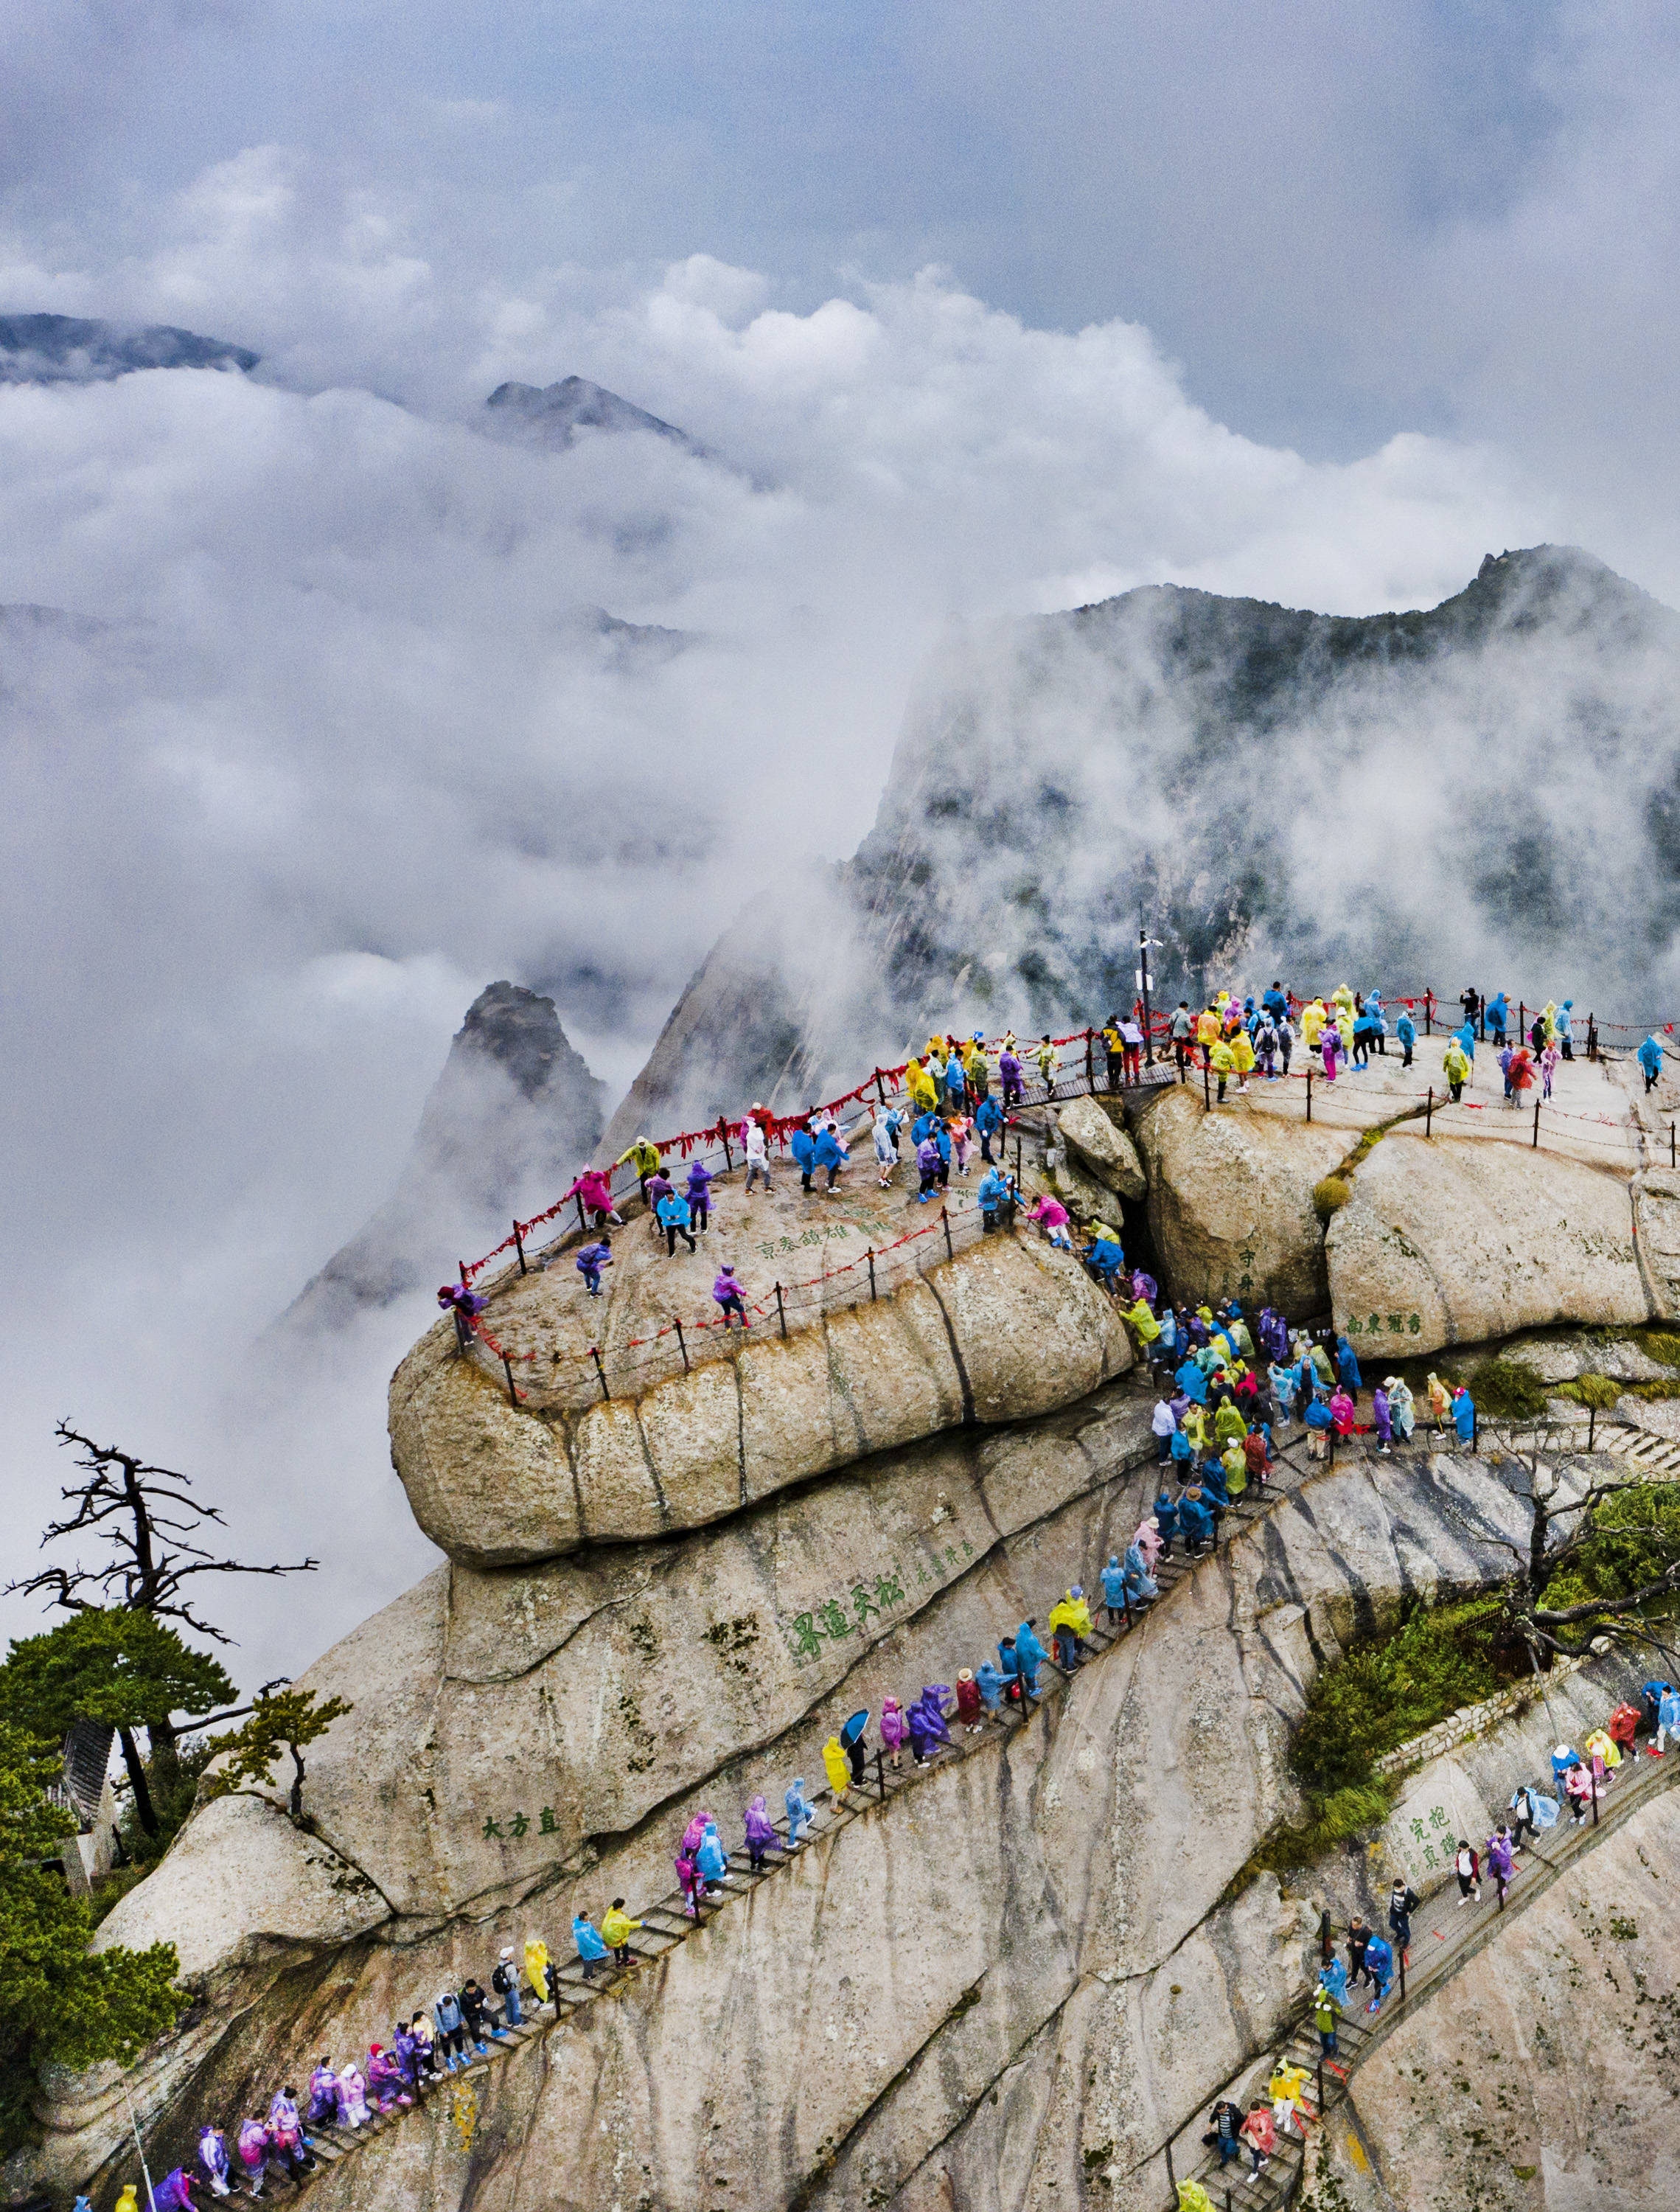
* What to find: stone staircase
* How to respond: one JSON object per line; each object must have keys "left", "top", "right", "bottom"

{"left": 1165, "top": 1680, "right": 1680, "bottom": 2211}
{"left": 216, "top": 1415, "right": 1322, "bottom": 2202}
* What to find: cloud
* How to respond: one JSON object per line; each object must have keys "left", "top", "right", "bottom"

{"left": 0, "top": 165, "right": 1591, "bottom": 1684}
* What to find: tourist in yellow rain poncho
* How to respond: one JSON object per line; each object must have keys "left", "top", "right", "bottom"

{"left": 1301, "top": 999, "right": 1326, "bottom": 1050}
{"left": 1221, "top": 1436, "right": 1248, "bottom": 1497}
{"left": 1231, "top": 1025, "right": 1255, "bottom": 1093}
{"left": 1035, "top": 1034, "right": 1059, "bottom": 1088}
{"left": 1182, "top": 1402, "right": 1211, "bottom": 1456}
{"left": 115, "top": 2191, "right": 139, "bottom": 2212}
{"left": 1048, "top": 1587, "right": 1095, "bottom": 1669}
{"left": 1443, "top": 1035, "right": 1471, "bottom": 1102}
{"left": 1541, "top": 1001, "right": 1558, "bottom": 1045}
{"left": 1126, "top": 1295, "right": 1161, "bottom": 1349}
{"left": 906, "top": 1057, "right": 938, "bottom": 1114}
{"left": 962, "top": 1036, "right": 986, "bottom": 1088}
{"left": 1210, "top": 1036, "right": 1236, "bottom": 1102}
{"left": 1332, "top": 983, "right": 1356, "bottom": 1017}
{"left": 1213, "top": 1397, "right": 1247, "bottom": 1449}
{"left": 524, "top": 1933, "right": 550, "bottom": 2006}
{"left": 924, "top": 1034, "right": 947, "bottom": 1065}
{"left": 822, "top": 1732, "right": 851, "bottom": 1798}
{"left": 601, "top": 1900, "right": 643, "bottom": 1966}
{"left": 1584, "top": 1725, "right": 1622, "bottom": 1771}
{"left": 1270, "top": 2057, "right": 1313, "bottom": 2135}
{"left": 1176, "top": 2180, "right": 1215, "bottom": 2212}
{"left": 1196, "top": 1005, "right": 1221, "bottom": 1060}
{"left": 1428, "top": 1372, "right": 1452, "bottom": 1430}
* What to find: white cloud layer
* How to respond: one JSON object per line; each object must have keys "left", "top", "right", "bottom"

{"left": 0, "top": 118, "right": 1634, "bottom": 1681}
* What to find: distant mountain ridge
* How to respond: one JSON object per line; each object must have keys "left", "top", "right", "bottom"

{"left": 603, "top": 545, "right": 1680, "bottom": 1152}
{"left": 0, "top": 313, "right": 258, "bottom": 384}
{"left": 484, "top": 375, "right": 706, "bottom": 456}
{"left": 282, "top": 982, "right": 604, "bottom": 1331}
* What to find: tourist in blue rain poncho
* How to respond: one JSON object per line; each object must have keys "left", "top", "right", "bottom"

{"left": 1152, "top": 1489, "right": 1179, "bottom": 1555}
{"left": 1318, "top": 1955, "right": 1348, "bottom": 2008}
{"left": 1178, "top": 1486, "right": 1214, "bottom": 1554}
{"left": 790, "top": 1121, "right": 818, "bottom": 1192}
{"left": 1395, "top": 1004, "right": 1416, "bottom": 1067}
{"left": 1336, "top": 1333, "right": 1362, "bottom": 1395}
{"left": 1014, "top": 1619, "right": 1049, "bottom": 1694}
{"left": 1485, "top": 992, "right": 1508, "bottom": 1046}
{"left": 1455, "top": 1018, "right": 1477, "bottom": 1064}
{"left": 1639, "top": 1034, "right": 1665, "bottom": 1092}
{"left": 975, "top": 1092, "right": 1004, "bottom": 1162}
{"left": 1453, "top": 1385, "right": 1477, "bottom": 1446}
{"left": 784, "top": 1778, "right": 814, "bottom": 1848}
{"left": 573, "top": 1912, "right": 610, "bottom": 1980}
{"left": 1177, "top": 1353, "right": 1210, "bottom": 1405}
{"left": 1100, "top": 1554, "right": 1129, "bottom": 1621}
{"left": 1362, "top": 1933, "right": 1395, "bottom": 2012}
{"left": 1120, "top": 1540, "right": 1158, "bottom": 1604}
{"left": 697, "top": 1820, "right": 729, "bottom": 1887}
{"left": 944, "top": 1051, "right": 967, "bottom": 1108}
{"left": 1556, "top": 1000, "right": 1575, "bottom": 1059}
{"left": 975, "top": 1659, "right": 1006, "bottom": 1716}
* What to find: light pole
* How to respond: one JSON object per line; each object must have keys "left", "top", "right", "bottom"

{"left": 1137, "top": 924, "right": 1163, "bottom": 1066}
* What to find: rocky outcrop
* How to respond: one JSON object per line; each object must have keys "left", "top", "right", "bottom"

{"left": 283, "top": 983, "right": 604, "bottom": 1329}
{"left": 1326, "top": 1131, "right": 1648, "bottom": 1354}
{"left": 390, "top": 1227, "right": 1134, "bottom": 1563}
{"left": 75, "top": 1448, "right": 1535, "bottom": 2212}
{"left": 1132, "top": 1083, "right": 1345, "bottom": 1310}
{"left": 1055, "top": 1095, "right": 1146, "bottom": 1199}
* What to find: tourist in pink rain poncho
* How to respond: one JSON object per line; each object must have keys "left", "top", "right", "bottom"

{"left": 562, "top": 1167, "right": 623, "bottom": 1228}
{"left": 1027, "top": 1195, "right": 1073, "bottom": 1250}
{"left": 237, "top": 2117, "right": 271, "bottom": 2191}
{"left": 335, "top": 2058, "right": 370, "bottom": 2128}
{"left": 879, "top": 1694, "right": 907, "bottom": 1771}
{"left": 1132, "top": 1515, "right": 1163, "bottom": 1573}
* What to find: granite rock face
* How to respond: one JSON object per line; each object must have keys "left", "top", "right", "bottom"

{"left": 80, "top": 1452, "right": 1535, "bottom": 2212}
{"left": 1055, "top": 1095, "right": 1147, "bottom": 1200}
{"left": 1326, "top": 1131, "right": 1648, "bottom": 1355}
{"left": 1133, "top": 1084, "right": 1345, "bottom": 1311}
{"left": 389, "top": 1228, "right": 1135, "bottom": 1564}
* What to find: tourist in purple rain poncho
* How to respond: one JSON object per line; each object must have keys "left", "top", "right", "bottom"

{"left": 198, "top": 2124, "right": 232, "bottom": 2198}
{"left": 336, "top": 2059, "right": 370, "bottom": 2127}
{"left": 907, "top": 1686, "right": 952, "bottom": 1764}
{"left": 237, "top": 2116, "right": 271, "bottom": 2185}
{"left": 1372, "top": 1384, "right": 1393, "bottom": 1453}
{"left": 306, "top": 2063, "right": 338, "bottom": 2126}
{"left": 1485, "top": 1825, "right": 1517, "bottom": 1901}
{"left": 150, "top": 2169, "right": 194, "bottom": 2210}
{"left": 744, "top": 1794, "right": 780, "bottom": 1873}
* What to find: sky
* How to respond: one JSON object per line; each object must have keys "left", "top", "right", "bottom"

{"left": 1, "top": 0, "right": 1678, "bottom": 1688}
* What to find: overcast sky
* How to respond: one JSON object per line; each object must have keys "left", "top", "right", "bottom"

{"left": 2, "top": 0, "right": 1677, "bottom": 1684}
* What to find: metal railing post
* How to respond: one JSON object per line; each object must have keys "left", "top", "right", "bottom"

{"left": 674, "top": 1317, "right": 689, "bottom": 1373}
{"left": 875, "top": 1069, "right": 887, "bottom": 1105}
{"left": 1533, "top": 1099, "right": 1541, "bottom": 1148}
{"left": 1306, "top": 1068, "right": 1313, "bottom": 1121}
{"left": 1398, "top": 1951, "right": 1406, "bottom": 2006}
{"left": 513, "top": 1220, "right": 526, "bottom": 1274}
{"left": 1203, "top": 1061, "right": 1211, "bottom": 1110}
{"left": 942, "top": 1205, "right": 955, "bottom": 1261}
{"left": 1425, "top": 1086, "right": 1432, "bottom": 1138}
{"left": 502, "top": 1354, "right": 518, "bottom": 1405}
{"left": 867, "top": 1247, "right": 877, "bottom": 1301}
{"left": 590, "top": 1346, "right": 610, "bottom": 1401}
{"left": 1588, "top": 1404, "right": 1596, "bottom": 1450}
{"left": 876, "top": 1747, "right": 886, "bottom": 1801}
{"left": 775, "top": 1283, "right": 787, "bottom": 1338}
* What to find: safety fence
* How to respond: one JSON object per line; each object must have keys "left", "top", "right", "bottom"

{"left": 460, "top": 1055, "right": 1182, "bottom": 1408}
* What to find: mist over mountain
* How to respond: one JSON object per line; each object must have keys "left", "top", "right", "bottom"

{"left": 284, "top": 981, "right": 603, "bottom": 1329}
{"left": 0, "top": 313, "right": 257, "bottom": 384}
{"left": 606, "top": 545, "right": 1680, "bottom": 1146}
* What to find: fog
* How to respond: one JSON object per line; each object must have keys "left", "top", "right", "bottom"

{"left": 2, "top": 5, "right": 1676, "bottom": 1683}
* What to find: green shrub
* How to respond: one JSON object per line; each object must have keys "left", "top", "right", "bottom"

{"left": 1311, "top": 1175, "right": 1352, "bottom": 1224}
{"left": 1640, "top": 1331, "right": 1680, "bottom": 1369}
{"left": 1250, "top": 1781, "right": 1398, "bottom": 1874}
{"left": 1538, "top": 1484, "right": 1680, "bottom": 1612}
{"left": 1555, "top": 1372, "right": 1621, "bottom": 1411}
{"left": 1454, "top": 1357, "right": 1552, "bottom": 1422}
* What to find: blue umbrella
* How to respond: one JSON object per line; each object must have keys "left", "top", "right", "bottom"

{"left": 840, "top": 1708, "right": 870, "bottom": 1747}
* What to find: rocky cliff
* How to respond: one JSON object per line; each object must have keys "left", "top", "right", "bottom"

{"left": 283, "top": 982, "right": 604, "bottom": 1329}
{"left": 604, "top": 546, "right": 1680, "bottom": 1147}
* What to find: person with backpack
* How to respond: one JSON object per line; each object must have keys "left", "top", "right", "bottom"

{"left": 713, "top": 1263, "right": 749, "bottom": 1329}
{"left": 1454, "top": 1840, "right": 1482, "bottom": 1902}
{"left": 492, "top": 1947, "right": 522, "bottom": 2027}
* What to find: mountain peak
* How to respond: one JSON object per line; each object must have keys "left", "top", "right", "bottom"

{"left": 0, "top": 313, "right": 258, "bottom": 385}
{"left": 484, "top": 375, "right": 704, "bottom": 455}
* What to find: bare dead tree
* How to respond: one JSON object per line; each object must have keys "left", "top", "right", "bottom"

{"left": 7, "top": 1423, "right": 318, "bottom": 1772}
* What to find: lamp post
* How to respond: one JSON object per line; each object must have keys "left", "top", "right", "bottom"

{"left": 1137, "top": 923, "right": 1163, "bottom": 1067}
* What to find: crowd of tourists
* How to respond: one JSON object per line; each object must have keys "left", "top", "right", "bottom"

{"left": 1182, "top": 1677, "right": 1679, "bottom": 2204}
